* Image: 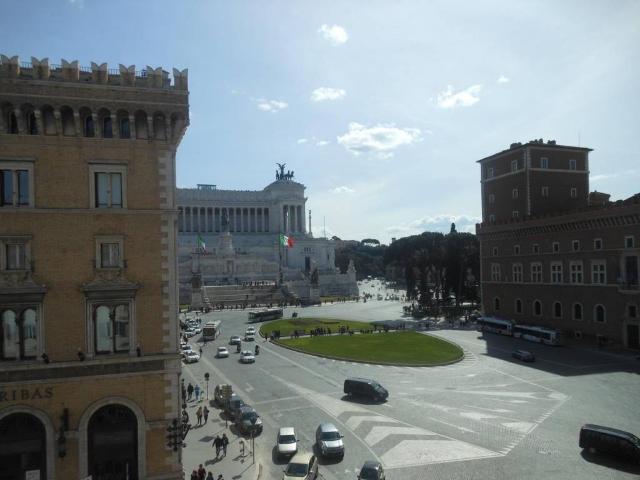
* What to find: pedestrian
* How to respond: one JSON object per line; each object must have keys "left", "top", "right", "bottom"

{"left": 194, "top": 384, "right": 201, "bottom": 401}
{"left": 187, "top": 383, "right": 194, "bottom": 400}
{"left": 217, "top": 475, "right": 224, "bottom": 480}
{"left": 213, "top": 435, "right": 221, "bottom": 457}
{"left": 196, "top": 406, "right": 203, "bottom": 426}
{"left": 197, "top": 464, "right": 206, "bottom": 480}
{"left": 206, "top": 473, "right": 214, "bottom": 480}
{"left": 203, "top": 406, "right": 209, "bottom": 424}
{"left": 222, "top": 433, "right": 229, "bottom": 457}
{"left": 190, "top": 470, "right": 198, "bottom": 480}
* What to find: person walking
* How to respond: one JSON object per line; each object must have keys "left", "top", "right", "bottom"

{"left": 187, "top": 383, "right": 194, "bottom": 401}
{"left": 213, "top": 435, "right": 221, "bottom": 457}
{"left": 190, "top": 470, "right": 198, "bottom": 480}
{"left": 217, "top": 475, "right": 224, "bottom": 480}
{"left": 221, "top": 433, "right": 229, "bottom": 457}
{"left": 194, "top": 384, "right": 201, "bottom": 402}
{"left": 196, "top": 406, "right": 203, "bottom": 426}
{"left": 197, "top": 464, "right": 206, "bottom": 480}
{"left": 203, "top": 406, "right": 209, "bottom": 424}
{"left": 206, "top": 473, "right": 214, "bottom": 480}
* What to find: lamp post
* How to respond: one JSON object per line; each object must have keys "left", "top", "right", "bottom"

{"left": 204, "top": 373, "right": 210, "bottom": 401}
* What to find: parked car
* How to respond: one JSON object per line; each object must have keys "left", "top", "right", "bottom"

{"left": 229, "top": 335, "right": 242, "bottom": 345}
{"left": 315, "top": 423, "right": 344, "bottom": 459}
{"left": 246, "top": 326, "right": 256, "bottom": 335}
{"left": 358, "top": 461, "right": 385, "bottom": 480}
{"left": 344, "top": 378, "right": 388, "bottom": 402}
{"left": 236, "top": 406, "right": 263, "bottom": 435}
{"left": 579, "top": 424, "right": 640, "bottom": 463}
{"left": 240, "top": 350, "right": 255, "bottom": 363}
{"left": 245, "top": 333, "right": 256, "bottom": 342}
{"left": 185, "top": 328, "right": 197, "bottom": 338}
{"left": 181, "top": 344, "right": 192, "bottom": 353}
{"left": 213, "top": 384, "right": 233, "bottom": 407}
{"left": 224, "top": 393, "right": 245, "bottom": 418}
{"left": 216, "top": 346, "right": 229, "bottom": 358}
{"left": 512, "top": 349, "right": 535, "bottom": 362}
{"left": 283, "top": 452, "right": 318, "bottom": 480}
{"left": 277, "top": 427, "right": 299, "bottom": 459}
{"left": 183, "top": 351, "right": 200, "bottom": 364}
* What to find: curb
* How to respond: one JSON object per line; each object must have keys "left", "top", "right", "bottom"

{"left": 255, "top": 463, "right": 262, "bottom": 480}
{"left": 269, "top": 332, "right": 464, "bottom": 367}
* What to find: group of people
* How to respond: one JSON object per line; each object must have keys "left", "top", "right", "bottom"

{"left": 195, "top": 405, "right": 210, "bottom": 425}
{"left": 189, "top": 465, "right": 223, "bottom": 480}
{"left": 213, "top": 433, "right": 229, "bottom": 457}
{"left": 183, "top": 381, "right": 205, "bottom": 403}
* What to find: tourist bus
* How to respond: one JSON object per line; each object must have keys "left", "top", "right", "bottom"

{"left": 248, "top": 308, "right": 284, "bottom": 323}
{"left": 477, "top": 316, "right": 514, "bottom": 336}
{"left": 202, "top": 320, "right": 222, "bottom": 341}
{"left": 513, "top": 324, "right": 564, "bottom": 346}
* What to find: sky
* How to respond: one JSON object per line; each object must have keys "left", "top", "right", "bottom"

{"left": 2, "top": 0, "right": 639, "bottom": 243}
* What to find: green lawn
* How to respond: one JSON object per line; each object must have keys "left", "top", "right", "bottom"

{"left": 259, "top": 317, "right": 373, "bottom": 338}
{"left": 278, "top": 331, "right": 463, "bottom": 365}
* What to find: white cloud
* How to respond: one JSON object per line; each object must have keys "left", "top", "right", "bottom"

{"left": 332, "top": 186, "right": 355, "bottom": 194}
{"left": 387, "top": 214, "right": 480, "bottom": 235}
{"left": 316, "top": 140, "right": 330, "bottom": 147}
{"left": 591, "top": 169, "right": 638, "bottom": 182}
{"left": 436, "top": 84, "right": 483, "bottom": 108}
{"left": 337, "top": 122, "right": 421, "bottom": 157}
{"left": 497, "top": 75, "right": 510, "bottom": 84}
{"left": 297, "top": 138, "right": 308, "bottom": 144}
{"left": 310, "top": 87, "right": 346, "bottom": 102}
{"left": 255, "top": 99, "right": 288, "bottom": 113}
{"left": 318, "top": 24, "right": 349, "bottom": 45}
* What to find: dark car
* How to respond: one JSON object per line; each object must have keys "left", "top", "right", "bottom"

{"left": 225, "top": 394, "right": 245, "bottom": 419}
{"left": 235, "top": 406, "right": 263, "bottom": 435}
{"left": 512, "top": 349, "right": 535, "bottom": 362}
{"left": 358, "top": 460, "right": 385, "bottom": 479}
{"left": 579, "top": 424, "right": 640, "bottom": 463}
{"left": 344, "top": 378, "right": 388, "bottom": 402}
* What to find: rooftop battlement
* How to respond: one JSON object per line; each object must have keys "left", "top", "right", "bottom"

{"left": 0, "top": 54, "right": 188, "bottom": 91}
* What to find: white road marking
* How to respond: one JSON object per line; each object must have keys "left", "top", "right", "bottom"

{"left": 346, "top": 415, "right": 397, "bottom": 430}
{"left": 382, "top": 439, "right": 501, "bottom": 468}
{"left": 365, "top": 426, "right": 433, "bottom": 445}
{"left": 460, "top": 411, "right": 498, "bottom": 421}
{"left": 245, "top": 382, "right": 254, "bottom": 393}
{"left": 501, "top": 421, "right": 536, "bottom": 434}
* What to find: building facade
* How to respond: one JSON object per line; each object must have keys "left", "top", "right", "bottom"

{"left": 0, "top": 55, "right": 188, "bottom": 479}
{"left": 177, "top": 174, "right": 358, "bottom": 304}
{"left": 476, "top": 140, "right": 640, "bottom": 348}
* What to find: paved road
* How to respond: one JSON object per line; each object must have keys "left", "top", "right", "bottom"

{"left": 182, "top": 300, "right": 640, "bottom": 479}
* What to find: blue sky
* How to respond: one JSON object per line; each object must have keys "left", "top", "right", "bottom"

{"left": 2, "top": 0, "right": 639, "bottom": 243}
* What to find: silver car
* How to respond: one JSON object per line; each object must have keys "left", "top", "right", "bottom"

{"left": 277, "top": 427, "right": 298, "bottom": 459}
{"left": 315, "top": 422, "right": 344, "bottom": 459}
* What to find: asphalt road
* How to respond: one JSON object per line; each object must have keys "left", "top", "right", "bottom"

{"left": 182, "top": 298, "right": 640, "bottom": 480}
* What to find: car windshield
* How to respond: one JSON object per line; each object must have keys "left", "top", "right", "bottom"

{"left": 321, "top": 431, "right": 341, "bottom": 441}
{"left": 285, "top": 462, "right": 308, "bottom": 476}
{"left": 279, "top": 434, "right": 296, "bottom": 444}
{"left": 242, "top": 411, "right": 258, "bottom": 422}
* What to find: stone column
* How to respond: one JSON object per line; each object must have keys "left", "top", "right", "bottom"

{"left": 73, "top": 111, "right": 81, "bottom": 136}
{"left": 91, "top": 113, "right": 98, "bottom": 137}
{"left": 33, "top": 109, "right": 43, "bottom": 135}
{"left": 14, "top": 108, "right": 24, "bottom": 134}
{"left": 110, "top": 114, "right": 117, "bottom": 138}
{"left": 147, "top": 116, "right": 154, "bottom": 140}
{"left": 129, "top": 114, "right": 136, "bottom": 139}
{"left": 240, "top": 208, "right": 244, "bottom": 233}
{"left": 54, "top": 109, "right": 62, "bottom": 136}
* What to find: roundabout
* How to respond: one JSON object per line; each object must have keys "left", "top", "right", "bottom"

{"left": 260, "top": 317, "right": 464, "bottom": 366}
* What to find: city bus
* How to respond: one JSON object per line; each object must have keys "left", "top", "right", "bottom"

{"left": 202, "top": 320, "right": 222, "bottom": 341}
{"left": 513, "top": 324, "right": 564, "bottom": 346}
{"left": 476, "top": 316, "right": 514, "bottom": 336}
{"left": 248, "top": 308, "right": 284, "bottom": 323}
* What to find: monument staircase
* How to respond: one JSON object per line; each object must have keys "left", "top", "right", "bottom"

{"left": 203, "top": 284, "right": 285, "bottom": 307}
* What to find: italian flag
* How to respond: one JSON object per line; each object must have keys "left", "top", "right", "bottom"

{"left": 279, "top": 234, "right": 295, "bottom": 248}
{"left": 197, "top": 234, "right": 207, "bottom": 252}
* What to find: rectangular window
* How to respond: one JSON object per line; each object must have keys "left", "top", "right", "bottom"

{"left": 531, "top": 263, "right": 542, "bottom": 283}
{"left": 514, "top": 244, "right": 520, "bottom": 255}
{"left": 591, "top": 261, "right": 606, "bottom": 284}
{"left": 95, "top": 172, "right": 122, "bottom": 208}
{"left": 572, "top": 240, "right": 580, "bottom": 252}
{"left": 100, "top": 243, "right": 120, "bottom": 268}
{"left": 541, "top": 186, "right": 549, "bottom": 197}
{"left": 570, "top": 261, "right": 583, "bottom": 284}
{"left": 569, "top": 159, "right": 577, "bottom": 170}
{"left": 512, "top": 264, "right": 523, "bottom": 283}
{"left": 93, "top": 303, "right": 131, "bottom": 354}
{"left": 552, "top": 242, "right": 560, "bottom": 253}
{"left": 512, "top": 188, "right": 518, "bottom": 199}
{"left": 533, "top": 244, "right": 540, "bottom": 254}
{"left": 625, "top": 236, "right": 635, "bottom": 248}
{"left": 511, "top": 160, "right": 518, "bottom": 172}
{"left": 540, "top": 157, "right": 548, "bottom": 168}
{"left": 594, "top": 238, "right": 602, "bottom": 250}
{"left": 489, "top": 214, "right": 495, "bottom": 222}
{"left": 551, "top": 262, "right": 563, "bottom": 283}
{"left": 629, "top": 304, "right": 637, "bottom": 319}
{"left": 6, "top": 243, "right": 26, "bottom": 270}
{"left": 488, "top": 193, "right": 495, "bottom": 204}
{"left": 492, "top": 247, "right": 498, "bottom": 256}
{"left": 491, "top": 263, "right": 501, "bottom": 282}
{"left": 0, "top": 166, "right": 32, "bottom": 207}
{"left": 487, "top": 167, "right": 494, "bottom": 179}
{"left": 1, "top": 306, "right": 40, "bottom": 360}
{"left": 512, "top": 210, "right": 519, "bottom": 219}
{"left": 570, "top": 187, "right": 577, "bottom": 198}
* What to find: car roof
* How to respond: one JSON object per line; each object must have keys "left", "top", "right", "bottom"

{"left": 318, "top": 422, "right": 339, "bottom": 432}
{"left": 217, "top": 346, "right": 227, "bottom": 349}
{"left": 362, "top": 460, "right": 382, "bottom": 470}
{"left": 582, "top": 424, "right": 640, "bottom": 440}
{"left": 279, "top": 427, "right": 295, "bottom": 436}
{"left": 289, "top": 452, "right": 314, "bottom": 463}
{"left": 242, "top": 350, "right": 253, "bottom": 354}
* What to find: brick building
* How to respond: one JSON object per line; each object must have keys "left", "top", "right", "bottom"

{"left": 0, "top": 55, "right": 188, "bottom": 479}
{"left": 476, "top": 140, "right": 640, "bottom": 349}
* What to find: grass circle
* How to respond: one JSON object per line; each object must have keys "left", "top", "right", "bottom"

{"left": 260, "top": 318, "right": 463, "bottom": 366}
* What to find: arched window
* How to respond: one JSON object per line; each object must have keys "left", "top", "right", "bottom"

{"left": 594, "top": 304, "right": 606, "bottom": 323}
{"left": 60, "top": 106, "right": 75, "bottom": 136}
{"left": 573, "top": 303, "right": 583, "bottom": 321}
{"left": 494, "top": 297, "right": 500, "bottom": 311}
{"left": 533, "top": 300, "right": 542, "bottom": 316}
{"left": 554, "top": 301, "right": 562, "bottom": 319}
{"left": 94, "top": 304, "right": 130, "bottom": 353}
{"left": 27, "top": 111, "right": 37, "bottom": 135}
{"left": 8, "top": 111, "right": 18, "bottom": 134}
{"left": 88, "top": 405, "right": 138, "bottom": 480}
{"left": 1, "top": 308, "right": 38, "bottom": 360}
{"left": 80, "top": 108, "right": 95, "bottom": 137}
{"left": 0, "top": 413, "right": 47, "bottom": 479}
{"left": 102, "top": 116, "right": 112, "bottom": 138}
{"left": 116, "top": 110, "right": 130, "bottom": 139}
{"left": 515, "top": 298, "right": 522, "bottom": 314}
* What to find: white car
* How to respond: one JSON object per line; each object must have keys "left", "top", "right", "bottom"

{"left": 183, "top": 351, "right": 200, "bottom": 363}
{"left": 216, "top": 346, "right": 229, "bottom": 358}
{"left": 245, "top": 333, "right": 256, "bottom": 342}
{"left": 277, "top": 427, "right": 298, "bottom": 459}
{"left": 181, "top": 344, "right": 192, "bottom": 353}
{"left": 240, "top": 350, "right": 255, "bottom": 363}
{"left": 185, "top": 328, "right": 196, "bottom": 338}
{"left": 246, "top": 326, "right": 256, "bottom": 335}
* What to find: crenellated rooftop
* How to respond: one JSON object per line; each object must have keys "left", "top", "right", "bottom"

{"left": 0, "top": 54, "right": 188, "bottom": 91}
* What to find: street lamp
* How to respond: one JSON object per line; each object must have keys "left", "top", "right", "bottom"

{"left": 204, "top": 373, "right": 210, "bottom": 401}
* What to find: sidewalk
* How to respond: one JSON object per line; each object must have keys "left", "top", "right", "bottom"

{"left": 181, "top": 397, "right": 261, "bottom": 480}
